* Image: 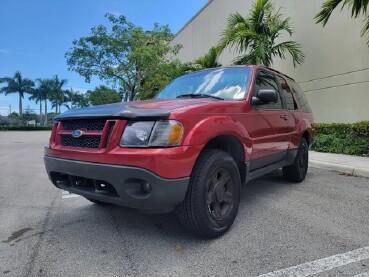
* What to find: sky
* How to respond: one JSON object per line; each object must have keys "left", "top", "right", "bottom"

{"left": 0, "top": 0, "right": 208, "bottom": 115}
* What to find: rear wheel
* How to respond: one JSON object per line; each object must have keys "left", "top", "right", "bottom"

{"left": 283, "top": 138, "right": 309, "bottom": 182}
{"left": 176, "top": 150, "right": 241, "bottom": 238}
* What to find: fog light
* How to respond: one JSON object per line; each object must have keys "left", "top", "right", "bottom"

{"left": 141, "top": 182, "right": 152, "bottom": 193}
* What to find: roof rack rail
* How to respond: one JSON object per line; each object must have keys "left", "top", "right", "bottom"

{"left": 257, "top": 65, "right": 295, "bottom": 81}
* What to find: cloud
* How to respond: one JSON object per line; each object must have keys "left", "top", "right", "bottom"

{"left": 69, "top": 87, "right": 90, "bottom": 94}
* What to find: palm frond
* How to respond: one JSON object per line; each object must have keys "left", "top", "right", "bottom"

{"left": 227, "top": 12, "right": 248, "bottom": 27}
{"left": 194, "top": 46, "right": 222, "bottom": 69}
{"left": 271, "top": 41, "right": 305, "bottom": 67}
{"left": 361, "top": 14, "right": 369, "bottom": 46}
{"left": 315, "top": 0, "right": 369, "bottom": 25}
{"left": 221, "top": 0, "right": 304, "bottom": 67}
{"left": 249, "top": 0, "right": 273, "bottom": 33}
{"left": 347, "top": 0, "right": 369, "bottom": 17}
{"left": 315, "top": 0, "right": 344, "bottom": 25}
{"left": 316, "top": 0, "right": 369, "bottom": 46}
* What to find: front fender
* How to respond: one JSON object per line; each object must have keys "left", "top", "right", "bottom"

{"left": 182, "top": 116, "right": 252, "bottom": 159}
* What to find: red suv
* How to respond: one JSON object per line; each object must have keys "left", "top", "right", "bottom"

{"left": 44, "top": 66, "right": 314, "bottom": 238}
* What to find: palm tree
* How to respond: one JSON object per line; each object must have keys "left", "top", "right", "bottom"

{"left": 194, "top": 46, "right": 222, "bottom": 69}
{"left": 50, "top": 75, "right": 68, "bottom": 114}
{"left": 0, "top": 71, "right": 34, "bottom": 115}
{"left": 219, "top": 0, "right": 305, "bottom": 67}
{"left": 315, "top": 0, "right": 369, "bottom": 46}
{"left": 35, "top": 78, "right": 53, "bottom": 125}
{"left": 29, "top": 87, "right": 44, "bottom": 119}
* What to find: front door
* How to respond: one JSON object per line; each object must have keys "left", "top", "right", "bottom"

{"left": 247, "top": 70, "right": 290, "bottom": 170}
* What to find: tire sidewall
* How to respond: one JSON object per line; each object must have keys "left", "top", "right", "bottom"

{"left": 297, "top": 138, "right": 309, "bottom": 179}
{"left": 191, "top": 151, "right": 241, "bottom": 237}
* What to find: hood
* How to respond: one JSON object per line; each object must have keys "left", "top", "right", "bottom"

{"left": 54, "top": 99, "right": 213, "bottom": 121}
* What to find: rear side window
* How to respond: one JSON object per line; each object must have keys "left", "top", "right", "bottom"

{"left": 277, "top": 76, "right": 297, "bottom": 111}
{"left": 289, "top": 81, "right": 312, "bottom": 113}
{"left": 253, "top": 71, "right": 283, "bottom": 110}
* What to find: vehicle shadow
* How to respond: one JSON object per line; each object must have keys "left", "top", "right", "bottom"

{"left": 51, "top": 169, "right": 307, "bottom": 243}
{"left": 30, "top": 169, "right": 315, "bottom": 277}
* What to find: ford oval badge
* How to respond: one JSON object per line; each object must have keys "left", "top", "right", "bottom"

{"left": 72, "top": 130, "right": 83, "bottom": 138}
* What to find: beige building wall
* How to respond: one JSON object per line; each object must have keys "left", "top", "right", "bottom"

{"left": 170, "top": 0, "right": 369, "bottom": 123}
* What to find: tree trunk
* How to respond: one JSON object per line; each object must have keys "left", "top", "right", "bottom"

{"left": 130, "top": 87, "right": 135, "bottom": 101}
{"left": 19, "top": 93, "right": 22, "bottom": 116}
{"left": 39, "top": 101, "right": 42, "bottom": 125}
{"left": 44, "top": 100, "right": 48, "bottom": 126}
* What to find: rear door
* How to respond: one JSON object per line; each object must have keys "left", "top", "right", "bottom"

{"left": 247, "top": 70, "right": 290, "bottom": 170}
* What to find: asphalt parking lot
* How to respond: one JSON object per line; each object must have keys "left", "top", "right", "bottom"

{"left": 1, "top": 131, "right": 368, "bottom": 277}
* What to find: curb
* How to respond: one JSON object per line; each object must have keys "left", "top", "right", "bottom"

{"left": 309, "top": 160, "right": 369, "bottom": 178}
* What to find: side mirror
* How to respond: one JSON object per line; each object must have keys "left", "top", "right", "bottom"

{"left": 252, "top": 89, "right": 278, "bottom": 105}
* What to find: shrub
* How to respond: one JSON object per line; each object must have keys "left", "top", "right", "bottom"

{"left": 0, "top": 126, "right": 52, "bottom": 131}
{"left": 311, "top": 121, "right": 369, "bottom": 156}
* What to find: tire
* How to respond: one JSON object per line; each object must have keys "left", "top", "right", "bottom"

{"left": 283, "top": 138, "right": 309, "bottom": 182}
{"left": 85, "top": 197, "right": 112, "bottom": 205}
{"left": 176, "top": 150, "right": 241, "bottom": 238}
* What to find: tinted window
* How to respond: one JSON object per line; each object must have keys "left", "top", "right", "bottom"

{"left": 289, "top": 81, "right": 312, "bottom": 113}
{"left": 156, "top": 67, "right": 252, "bottom": 100}
{"left": 277, "top": 76, "right": 297, "bottom": 111}
{"left": 253, "top": 71, "right": 283, "bottom": 110}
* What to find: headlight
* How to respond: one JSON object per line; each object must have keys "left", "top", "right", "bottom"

{"left": 120, "top": 121, "right": 155, "bottom": 147}
{"left": 120, "top": 120, "right": 184, "bottom": 147}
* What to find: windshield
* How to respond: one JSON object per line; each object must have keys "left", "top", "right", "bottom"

{"left": 156, "top": 67, "right": 252, "bottom": 100}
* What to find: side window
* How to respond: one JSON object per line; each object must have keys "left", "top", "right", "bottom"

{"left": 253, "top": 71, "right": 283, "bottom": 110}
{"left": 277, "top": 76, "right": 297, "bottom": 111}
{"left": 289, "top": 81, "right": 312, "bottom": 113}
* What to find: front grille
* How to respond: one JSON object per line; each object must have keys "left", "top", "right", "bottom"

{"left": 63, "top": 119, "right": 106, "bottom": 131}
{"left": 61, "top": 135, "right": 101, "bottom": 149}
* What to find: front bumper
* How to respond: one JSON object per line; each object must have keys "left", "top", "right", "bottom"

{"left": 44, "top": 156, "right": 189, "bottom": 213}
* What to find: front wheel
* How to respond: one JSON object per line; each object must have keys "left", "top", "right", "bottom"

{"left": 176, "top": 150, "right": 241, "bottom": 238}
{"left": 283, "top": 138, "right": 309, "bottom": 182}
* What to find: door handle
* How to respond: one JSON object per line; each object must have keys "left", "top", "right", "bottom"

{"left": 280, "top": 115, "right": 289, "bottom": 121}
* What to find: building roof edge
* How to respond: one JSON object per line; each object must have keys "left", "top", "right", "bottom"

{"left": 172, "top": 0, "right": 215, "bottom": 40}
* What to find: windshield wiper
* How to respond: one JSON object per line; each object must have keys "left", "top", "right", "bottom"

{"left": 176, "top": 93, "right": 224, "bottom": 100}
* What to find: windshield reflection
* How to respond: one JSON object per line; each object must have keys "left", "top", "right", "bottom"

{"left": 156, "top": 67, "right": 251, "bottom": 100}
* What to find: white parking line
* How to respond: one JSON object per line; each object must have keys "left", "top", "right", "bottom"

{"left": 61, "top": 190, "right": 80, "bottom": 199}
{"left": 258, "top": 246, "right": 369, "bottom": 277}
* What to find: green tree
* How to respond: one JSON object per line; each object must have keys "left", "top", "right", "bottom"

{"left": 219, "top": 0, "right": 304, "bottom": 67}
{"left": 20, "top": 109, "right": 38, "bottom": 122}
{"left": 66, "top": 13, "right": 180, "bottom": 101}
{"left": 0, "top": 71, "right": 34, "bottom": 115}
{"left": 86, "top": 85, "right": 121, "bottom": 106}
{"left": 194, "top": 46, "right": 222, "bottom": 69}
{"left": 8, "top": 112, "right": 19, "bottom": 120}
{"left": 315, "top": 0, "right": 369, "bottom": 46}
{"left": 68, "top": 88, "right": 89, "bottom": 108}
{"left": 35, "top": 78, "right": 54, "bottom": 125}
{"left": 137, "top": 60, "right": 190, "bottom": 100}
{"left": 29, "top": 87, "right": 44, "bottom": 117}
{"left": 49, "top": 75, "right": 69, "bottom": 114}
